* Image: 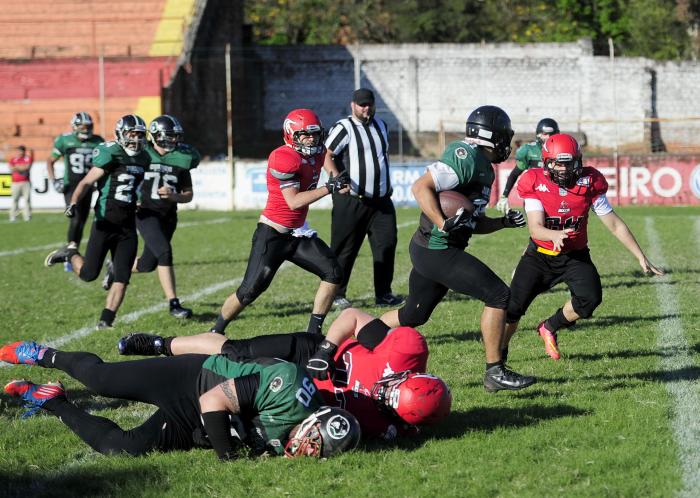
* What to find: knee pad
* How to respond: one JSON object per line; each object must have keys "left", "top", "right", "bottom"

{"left": 322, "top": 261, "right": 343, "bottom": 285}
{"left": 571, "top": 292, "right": 602, "bottom": 319}
{"left": 235, "top": 267, "right": 274, "bottom": 306}
{"left": 398, "top": 305, "right": 429, "bottom": 328}
{"left": 484, "top": 283, "right": 510, "bottom": 310}
{"left": 157, "top": 248, "right": 173, "bottom": 267}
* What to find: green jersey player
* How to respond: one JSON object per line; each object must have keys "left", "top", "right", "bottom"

{"left": 496, "top": 118, "right": 559, "bottom": 214}
{"left": 380, "top": 105, "right": 535, "bottom": 393}
{"left": 44, "top": 115, "right": 149, "bottom": 330}
{"left": 47, "top": 112, "right": 105, "bottom": 250}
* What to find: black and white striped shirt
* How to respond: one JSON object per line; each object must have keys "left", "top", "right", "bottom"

{"left": 325, "top": 116, "right": 391, "bottom": 198}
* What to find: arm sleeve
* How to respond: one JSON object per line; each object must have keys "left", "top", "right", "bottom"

{"left": 356, "top": 319, "right": 391, "bottom": 350}
{"left": 179, "top": 170, "right": 193, "bottom": 191}
{"left": 592, "top": 195, "right": 613, "bottom": 216}
{"left": 233, "top": 373, "right": 261, "bottom": 415}
{"left": 426, "top": 161, "right": 460, "bottom": 192}
{"left": 201, "top": 411, "right": 242, "bottom": 461}
{"left": 502, "top": 167, "right": 524, "bottom": 197}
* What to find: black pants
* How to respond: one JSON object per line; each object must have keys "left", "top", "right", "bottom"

{"left": 222, "top": 332, "right": 322, "bottom": 363}
{"left": 330, "top": 194, "right": 398, "bottom": 298}
{"left": 398, "top": 240, "right": 510, "bottom": 327}
{"left": 79, "top": 220, "right": 137, "bottom": 284}
{"left": 506, "top": 242, "right": 603, "bottom": 323}
{"left": 43, "top": 351, "right": 208, "bottom": 456}
{"left": 64, "top": 187, "right": 92, "bottom": 247}
{"left": 136, "top": 210, "right": 178, "bottom": 271}
{"left": 235, "top": 223, "right": 342, "bottom": 306}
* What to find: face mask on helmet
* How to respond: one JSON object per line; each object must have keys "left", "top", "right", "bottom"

{"left": 465, "top": 105, "right": 514, "bottom": 163}
{"left": 284, "top": 407, "right": 361, "bottom": 458}
{"left": 370, "top": 371, "right": 452, "bottom": 426}
{"left": 542, "top": 133, "right": 583, "bottom": 188}
{"left": 71, "top": 112, "right": 94, "bottom": 140}
{"left": 149, "top": 115, "right": 184, "bottom": 152}
{"left": 283, "top": 109, "right": 325, "bottom": 157}
{"left": 116, "top": 115, "right": 147, "bottom": 156}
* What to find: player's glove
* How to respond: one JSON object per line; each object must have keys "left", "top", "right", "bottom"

{"left": 53, "top": 179, "right": 64, "bottom": 193}
{"left": 305, "top": 339, "right": 338, "bottom": 380}
{"left": 440, "top": 208, "right": 472, "bottom": 233}
{"left": 495, "top": 195, "right": 510, "bottom": 214}
{"left": 502, "top": 209, "right": 526, "bottom": 228}
{"left": 325, "top": 171, "right": 350, "bottom": 194}
{"left": 64, "top": 203, "right": 77, "bottom": 218}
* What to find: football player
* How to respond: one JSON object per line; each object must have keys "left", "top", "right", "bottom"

{"left": 117, "top": 307, "right": 452, "bottom": 440}
{"left": 46, "top": 112, "right": 106, "bottom": 255}
{"left": 44, "top": 115, "right": 149, "bottom": 330}
{"left": 502, "top": 134, "right": 664, "bottom": 360}
{"left": 0, "top": 341, "right": 360, "bottom": 460}
{"left": 103, "top": 115, "right": 200, "bottom": 319}
{"left": 209, "top": 109, "right": 350, "bottom": 336}
{"left": 379, "top": 105, "right": 536, "bottom": 393}
{"left": 495, "top": 118, "right": 559, "bottom": 214}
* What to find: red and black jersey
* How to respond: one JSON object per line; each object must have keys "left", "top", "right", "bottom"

{"left": 313, "top": 327, "right": 429, "bottom": 439}
{"left": 261, "top": 144, "right": 324, "bottom": 229}
{"left": 518, "top": 166, "right": 609, "bottom": 253}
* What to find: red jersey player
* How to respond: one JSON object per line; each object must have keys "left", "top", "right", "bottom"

{"left": 117, "top": 308, "right": 452, "bottom": 440}
{"left": 209, "top": 109, "right": 350, "bottom": 336}
{"left": 502, "top": 134, "right": 664, "bottom": 360}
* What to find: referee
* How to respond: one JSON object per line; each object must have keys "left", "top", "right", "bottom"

{"left": 324, "top": 88, "right": 403, "bottom": 309}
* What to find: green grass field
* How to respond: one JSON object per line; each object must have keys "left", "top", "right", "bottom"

{"left": 1, "top": 206, "right": 698, "bottom": 498}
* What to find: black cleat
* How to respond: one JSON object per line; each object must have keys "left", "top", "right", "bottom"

{"left": 118, "top": 333, "right": 165, "bottom": 356}
{"left": 483, "top": 364, "right": 536, "bottom": 392}
{"left": 169, "top": 299, "right": 193, "bottom": 319}
{"left": 375, "top": 293, "right": 405, "bottom": 307}
{"left": 44, "top": 246, "right": 77, "bottom": 267}
{"left": 96, "top": 320, "right": 114, "bottom": 331}
{"left": 102, "top": 261, "right": 114, "bottom": 291}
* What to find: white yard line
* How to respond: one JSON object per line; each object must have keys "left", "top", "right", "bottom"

{"left": 645, "top": 217, "right": 699, "bottom": 498}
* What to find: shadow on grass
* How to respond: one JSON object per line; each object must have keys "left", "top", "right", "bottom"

{"left": 424, "top": 330, "right": 483, "bottom": 344}
{"left": 178, "top": 257, "right": 249, "bottom": 267}
{"left": 0, "top": 464, "right": 167, "bottom": 498}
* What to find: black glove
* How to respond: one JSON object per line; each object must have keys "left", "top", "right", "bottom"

{"left": 440, "top": 208, "right": 472, "bottom": 233}
{"left": 305, "top": 339, "right": 338, "bottom": 380}
{"left": 325, "top": 171, "right": 350, "bottom": 194}
{"left": 64, "top": 203, "right": 77, "bottom": 218}
{"left": 502, "top": 209, "right": 526, "bottom": 228}
{"left": 53, "top": 179, "right": 64, "bottom": 193}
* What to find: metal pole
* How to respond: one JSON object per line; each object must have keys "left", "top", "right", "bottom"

{"left": 98, "top": 50, "right": 105, "bottom": 138}
{"left": 609, "top": 37, "right": 621, "bottom": 206}
{"left": 225, "top": 44, "right": 234, "bottom": 169}
{"left": 353, "top": 42, "right": 361, "bottom": 89}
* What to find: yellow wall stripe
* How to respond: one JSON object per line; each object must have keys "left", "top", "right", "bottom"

{"left": 149, "top": 0, "right": 197, "bottom": 57}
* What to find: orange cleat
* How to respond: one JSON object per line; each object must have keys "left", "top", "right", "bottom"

{"left": 537, "top": 321, "right": 561, "bottom": 360}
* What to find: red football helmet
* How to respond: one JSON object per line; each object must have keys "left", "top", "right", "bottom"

{"left": 283, "top": 109, "right": 325, "bottom": 156}
{"left": 370, "top": 371, "right": 452, "bottom": 426}
{"left": 542, "top": 133, "right": 583, "bottom": 188}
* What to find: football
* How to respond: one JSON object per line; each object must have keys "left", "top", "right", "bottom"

{"left": 438, "top": 190, "right": 474, "bottom": 218}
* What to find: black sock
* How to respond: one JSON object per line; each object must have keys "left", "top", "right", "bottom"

{"left": 501, "top": 347, "right": 509, "bottom": 364}
{"left": 307, "top": 313, "right": 326, "bottom": 335}
{"left": 100, "top": 308, "right": 116, "bottom": 325}
{"left": 211, "top": 314, "right": 231, "bottom": 334}
{"left": 486, "top": 361, "right": 503, "bottom": 371}
{"left": 169, "top": 298, "right": 180, "bottom": 309}
{"left": 38, "top": 347, "right": 58, "bottom": 368}
{"left": 545, "top": 308, "right": 573, "bottom": 333}
{"left": 163, "top": 337, "right": 175, "bottom": 356}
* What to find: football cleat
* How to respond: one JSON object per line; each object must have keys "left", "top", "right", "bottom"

{"left": 118, "top": 333, "right": 165, "bottom": 356}
{"left": 102, "top": 261, "right": 114, "bottom": 291}
{"left": 537, "top": 321, "right": 561, "bottom": 360}
{"left": 0, "top": 341, "right": 47, "bottom": 365}
{"left": 44, "top": 246, "right": 77, "bottom": 267}
{"left": 483, "top": 364, "right": 536, "bottom": 392}
{"left": 169, "top": 299, "right": 193, "bottom": 319}
{"left": 375, "top": 293, "right": 405, "bottom": 307}
{"left": 332, "top": 296, "right": 352, "bottom": 310}
{"left": 96, "top": 320, "right": 113, "bottom": 330}
{"left": 4, "top": 380, "right": 65, "bottom": 418}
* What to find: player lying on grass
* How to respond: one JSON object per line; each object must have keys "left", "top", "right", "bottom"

{"left": 502, "top": 133, "right": 665, "bottom": 361}
{"left": 117, "top": 308, "right": 452, "bottom": 440}
{"left": 1, "top": 342, "right": 360, "bottom": 460}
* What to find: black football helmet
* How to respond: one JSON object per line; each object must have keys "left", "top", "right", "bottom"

{"left": 465, "top": 105, "right": 514, "bottom": 163}
{"left": 149, "top": 115, "right": 184, "bottom": 152}
{"left": 71, "top": 112, "right": 94, "bottom": 140}
{"left": 115, "top": 115, "right": 147, "bottom": 155}
{"left": 284, "top": 407, "right": 361, "bottom": 458}
{"left": 535, "top": 118, "right": 560, "bottom": 143}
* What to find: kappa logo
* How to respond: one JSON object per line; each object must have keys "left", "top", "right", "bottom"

{"left": 535, "top": 184, "right": 550, "bottom": 193}
{"left": 455, "top": 147, "right": 468, "bottom": 159}
{"left": 269, "top": 376, "right": 284, "bottom": 392}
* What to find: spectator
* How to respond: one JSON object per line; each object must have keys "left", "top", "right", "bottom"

{"left": 8, "top": 145, "right": 33, "bottom": 222}
{"left": 324, "top": 88, "right": 403, "bottom": 309}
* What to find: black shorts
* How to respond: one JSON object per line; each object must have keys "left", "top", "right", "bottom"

{"left": 221, "top": 332, "right": 322, "bottom": 364}
{"left": 506, "top": 241, "right": 603, "bottom": 323}
{"left": 235, "top": 224, "right": 342, "bottom": 305}
{"left": 398, "top": 240, "right": 510, "bottom": 326}
{"left": 79, "top": 220, "right": 137, "bottom": 284}
{"left": 136, "top": 209, "right": 178, "bottom": 271}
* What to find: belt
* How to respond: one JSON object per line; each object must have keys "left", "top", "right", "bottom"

{"left": 536, "top": 246, "right": 561, "bottom": 256}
